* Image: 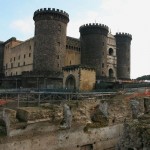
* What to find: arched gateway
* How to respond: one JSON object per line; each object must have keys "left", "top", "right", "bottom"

{"left": 65, "top": 75, "right": 76, "bottom": 90}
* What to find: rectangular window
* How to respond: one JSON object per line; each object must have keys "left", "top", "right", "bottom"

{"left": 58, "top": 42, "right": 60, "bottom": 46}
{"left": 58, "top": 24, "right": 61, "bottom": 31}
{"left": 24, "top": 54, "right": 26, "bottom": 58}
{"left": 18, "top": 63, "right": 20, "bottom": 67}
{"left": 6, "top": 64, "right": 7, "bottom": 69}
{"left": 23, "top": 62, "right": 25, "bottom": 66}
{"left": 14, "top": 57, "right": 15, "bottom": 61}
{"left": 11, "top": 63, "right": 13, "bottom": 68}
{"left": 102, "top": 63, "right": 104, "bottom": 68}
{"left": 29, "top": 53, "right": 31, "bottom": 57}
{"left": 18, "top": 55, "right": 20, "bottom": 60}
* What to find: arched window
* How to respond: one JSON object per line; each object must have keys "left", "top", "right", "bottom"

{"left": 109, "top": 48, "right": 113, "bottom": 56}
{"left": 109, "top": 68, "right": 114, "bottom": 78}
{"left": 65, "top": 75, "right": 76, "bottom": 90}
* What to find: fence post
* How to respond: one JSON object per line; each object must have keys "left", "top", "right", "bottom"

{"left": 5, "top": 94, "right": 7, "bottom": 107}
{"left": 38, "top": 93, "right": 41, "bottom": 106}
{"left": 17, "top": 93, "right": 20, "bottom": 107}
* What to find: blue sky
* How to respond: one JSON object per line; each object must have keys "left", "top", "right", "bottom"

{"left": 0, "top": 0, "right": 150, "bottom": 79}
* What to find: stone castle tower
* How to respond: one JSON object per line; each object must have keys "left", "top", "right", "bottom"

{"left": 1, "top": 8, "right": 132, "bottom": 89}
{"left": 80, "top": 23, "right": 109, "bottom": 79}
{"left": 33, "top": 8, "right": 69, "bottom": 72}
{"left": 115, "top": 33, "right": 132, "bottom": 79}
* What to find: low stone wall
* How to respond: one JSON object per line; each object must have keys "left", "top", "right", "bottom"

{"left": 0, "top": 124, "right": 123, "bottom": 150}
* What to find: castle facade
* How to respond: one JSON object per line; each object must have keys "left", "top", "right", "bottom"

{"left": 0, "top": 8, "right": 132, "bottom": 90}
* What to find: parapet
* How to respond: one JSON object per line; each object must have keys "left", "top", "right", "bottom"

{"left": 4, "top": 37, "right": 16, "bottom": 44}
{"left": 33, "top": 8, "right": 69, "bottom": 22}
{"left": 115, "top": 32, "right": 132, "bottom": 40}
{"left": 63, "top": 65, "right": 95, "bottom": 71}
{"left": 79, "top": 23, "right": 109, "bottom": 36}
{"left": 79, "top": 23, "right": 109, "bottom": 32}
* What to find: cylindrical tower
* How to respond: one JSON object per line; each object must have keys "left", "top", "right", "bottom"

{"left": 79, "top": 23, "right": 109, "bottom": 78}
{"left": 33, "top": 8, "right": 69, "bottom": 72}
{"left": 115, "top": 32, "right": 132, "bottom": 79}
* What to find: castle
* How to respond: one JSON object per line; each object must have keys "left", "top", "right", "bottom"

{"left": 0, "top": 8, "right": 132, "bottom": 90}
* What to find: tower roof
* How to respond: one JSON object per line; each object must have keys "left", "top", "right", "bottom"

{"left": 33, "top": 8, "right": 69, "bottom": 23}
{"left": 115, "top": 32, "right": 132, "bottom": 40}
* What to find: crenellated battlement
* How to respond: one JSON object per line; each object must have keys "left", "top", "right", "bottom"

{"left": 115, "top": 32, "right": 132, "bottom": 39}
{"left": 79, "top": 23, "right": 109, "bottom": 32}
{"left": 33, "top": 8, "right": 69, "bottom": 21}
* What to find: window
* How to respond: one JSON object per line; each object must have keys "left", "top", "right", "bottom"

{"left": 16, "top": 72, "right": 18, "bottom": 75}
{"left": 29, "top": 45, "right": 31, "bottom": 50}
{"left": 57, "top": 55, "right": 59, "bottom": 59}
{"left": 11, "top": 63, "right": 13, "bottom": 68}
{"left": 58, "top": 24, "right": 61, "bottom": 31}
{"left": 23, "top": 62, "right": 25, "bottom": 66}
{"left": 57, "top": 63, "right": 59, "bottom": 67}
{"left": 102, "top": 51, "right": 104, "bottom": 55}
{"left": 109, "top": 48, "right": 113, "bottom": 56}
{"left": 10, "top": 58, "right": 12, "bottom": 62}
{"left": 58, "top": 42, "right": 60, "bottom": 46}
{"left": 14, "top": 57, "right": 15, "bottom": 61}
{"left": 29, "top": 53, "right": 31, "bottom": 57}
{"left": 102, "top": 63, "right": 104, "bottom": 68}
{"left": 18, "top": 63, "right": 20, "bottom": 67}
{"left": 109, "top": 68, "right": 114, "bottom": 78}
{"left": 6, "top": 64, "right": 7, "bottom": 69}
{"left": 70, "top": 61, "right": 71, "bottom": 65}
{"left": 24, "top": 54, "right": 26, "bottom": 58}
{"left": 18, "top": 55, "right": 20, "bottom": 60}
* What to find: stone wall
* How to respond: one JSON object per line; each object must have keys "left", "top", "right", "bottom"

{"left": 79, "top": 68, "right": 96, "bottom": 91}
{"left": 117, "top": 97, "right": 150, "bottom": 149}
{"left": 0, "top": 94, "right": 146, "bottom": 150}
{"left": 65, "top": 49, "right": 80, "bottom": 66}
{"left": 3, "top": 38, "right": 34, "bottom": 76}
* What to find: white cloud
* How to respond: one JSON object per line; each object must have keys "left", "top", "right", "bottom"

{"left": 68, "top": 0, "right": 150, "bottom": 78}
{"left": 10, "top": 17, "right": 34, "bottom": 39}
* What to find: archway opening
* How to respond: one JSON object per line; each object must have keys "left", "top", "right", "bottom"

{"left": 109, "top": 48, "right": 113, "bottom": 56}
{"left": 109, "top": 68, "right": 114, "bottom": 78}
{"left": 65, "top": 75, "right": 76, "bottom": 90}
